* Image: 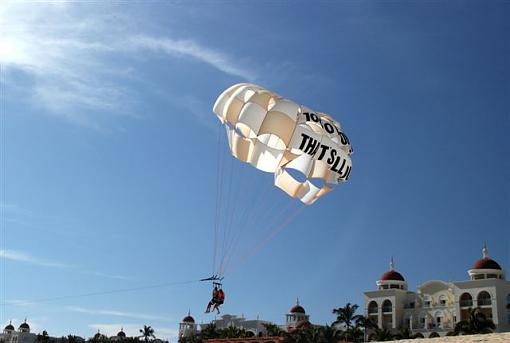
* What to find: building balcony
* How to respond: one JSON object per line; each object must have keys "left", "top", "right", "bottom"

{"left": 478, "top": 299, "right": 491, "bottom": 306}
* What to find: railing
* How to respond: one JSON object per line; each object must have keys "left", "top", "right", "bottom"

{"left": 460, "top": 300, "right": 473, "bottom": 307}
{"left": 478, "top": 299, "right": 492, "bottom": 306}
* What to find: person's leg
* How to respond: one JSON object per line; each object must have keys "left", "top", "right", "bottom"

{"left": 205, "top": 301, "right": 212, "bottom": 313}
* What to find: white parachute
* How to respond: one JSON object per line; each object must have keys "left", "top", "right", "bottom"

{"left": 213, "top": 83, "right": 353, "bottom": 205}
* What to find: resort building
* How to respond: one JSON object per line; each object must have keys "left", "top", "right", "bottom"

{"left": 0, "top": 320, "right": 37, "bottom": 343}
{"left": 178, "top": 300, "right": 312, "bottom": 340}
{"left": 364, "top": 245, "right": 510, "bottom": 338}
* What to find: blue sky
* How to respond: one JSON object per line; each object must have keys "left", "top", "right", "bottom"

{"left": 1, "top": 0, "right": 509, "bottom": 341}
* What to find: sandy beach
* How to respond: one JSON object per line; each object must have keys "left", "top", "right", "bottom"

{"left": 376, "top": 332, "right": 510, "bottom": 343}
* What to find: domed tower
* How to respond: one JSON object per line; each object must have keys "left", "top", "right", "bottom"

{"left": 116, "top": 328, "right": 126, "bottom": 339}
{"left": 377, "top": 257, "right": 407, "bottom": 290}
{"left": 4, "top": 321, "right": 15, "bottom": 334}
{"left": 19, "top": 319, "right": 30, "bottom": 333}
{"left": 285, "top": 298, "right": 310, "bottom": 330}
{"left": 468, "top": 244, "right": 506, "bottom": 280}
{"left": 178, "top": 311, "right": 197, "bottom": 339}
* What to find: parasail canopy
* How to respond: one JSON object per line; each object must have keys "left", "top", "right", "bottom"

{"left": 213, "top": 83, "right": 352, "bottom": 205}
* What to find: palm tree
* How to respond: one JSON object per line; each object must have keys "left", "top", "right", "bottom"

{"left": 262, "top": 323, "right": 284, "bottom": 337}
{"left": 393, "top": 327, "right": 412, "bottom": 340}
{"left": 139, "top": 326, "right": 155, "bottom": 343}
{"left": 454, "top": 307, "right": 495, "bottom": 335}
{"left": 332, "top": 303, "right": 362, "bottom": 331}
{"left": 218, "top": 325, "right": 247, "bottom": 339}
{"left": 198, "top": 324, "right": 219, "bottom": 340}
{"left": 370, "top": 327, "right": 393, "bottom": 342}
{"left": 318, "top": 324, "right": 342, "bottom": 343}
{"left": 355, "top": 316, "right": 377, "bottom": 342}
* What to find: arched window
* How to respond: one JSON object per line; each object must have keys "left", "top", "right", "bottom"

{"left": 460, "top": 293, "right": 473, "bottom": 307}
{"left": 434, "top": 311, "right": 444, "bottom": 328}
{"left": 439, "top": 294, "right": 448, "bottom": 306}
{"left": 478, "top": 291, "right": 491, "bottom": 306}
{"left": 368, "top": 301, "right": 378, "bottom": 314}
{"left": 423, "top": 295, "right": 432, "bottom": 307}
{"left": 382, "top": 299, "right": 392, "bottom": 313}
{"left": 419, "top": 313, "right": 427, "bottom": 329}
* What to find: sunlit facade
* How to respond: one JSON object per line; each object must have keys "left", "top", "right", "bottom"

{"left": 364, "top": 246, "right": 510, "bottom": 338}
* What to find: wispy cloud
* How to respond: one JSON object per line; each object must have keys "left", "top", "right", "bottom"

{"left": 130, "top": 35, "right": 256, "bottom": 80}
{"left": 68, "top": 306, "right": 170, "bottom": 322}
{"left": 0, "top": 1, "right": 256, "bottom": 128}
{"left": 0, "top": 249, "right": 128, "bottom": 280}
{"left": 0, "top": 249, "right": 70, "bottom": 268}
{"left": 89, "top": 324, "right": 179, "bottom": 341}
{"left": 3, "top": 299, "right": 36, "bottom": 307}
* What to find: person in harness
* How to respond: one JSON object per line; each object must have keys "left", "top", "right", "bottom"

{"left": 205, "top": 286, "right": 219, "bottom": 313}
{"left": 212, "top": 288, "right": 225, "bottom": 314}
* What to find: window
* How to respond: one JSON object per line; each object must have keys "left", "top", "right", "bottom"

{"left": 477, "top": 291, "right": 491, "bottom": 306}
{"left": 368, "top": 301, "right": 378, "bottom": 314}
{"left": 460, "top": 293, "right": 473, "bottom": 307}
{"left": 473, "top": 274, "right": 484, "bottom": 280}
{"left": 382, "top": 299, "right": 392, "bottom": 313}
{"left": 439, "top": 295, "right": 447, "bottom": 306}
{"left": 487, "top": 274, "right": 497, "bottom": 279}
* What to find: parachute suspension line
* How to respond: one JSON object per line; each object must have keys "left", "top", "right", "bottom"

{"left": 219, "top": 169, "right": 280, "bottom": 275}
{"left": 217, "top": 168, "right": 260, "bottom": 275}
{"left": 218, "top": 160, "right": 255, "bottom": 275}
{"left": 218, "top": 162, "right": 244, "bottom": 274}
{"left": 220, "top": 179, "right": 293, "bottom": 275}
{"left": 225, "top": 203, "right": 306, "bottom": 276}
{"left": 212, "top": 127, "right": 225, "bottom": 275}
{"left": 217, "top": 151, "right": 235, "bottom": 277}
{"left": 221, "top": 195, "right": 291, "bottom": 276}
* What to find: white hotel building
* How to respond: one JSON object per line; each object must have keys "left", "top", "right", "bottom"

{"left": 364, "top": 245, "right": 510, "bottom": 337}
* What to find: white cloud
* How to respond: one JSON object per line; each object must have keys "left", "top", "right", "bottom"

{"left": 3, "top": 299, "right": 36, "bottom": 307}
{"left": 0, "top": 1, "right": 255, "bottom": 128}
{"left": 68, "top": 306, "right": 170, "bottom": 322}
{"left": 0, "top": 249, "right": 128, "bottom": 280}
{"left": 0, "top": 249, "right": 70, "bottom": 268}
{"left": 130, "top": 35, "right": 256, "bottom": 80}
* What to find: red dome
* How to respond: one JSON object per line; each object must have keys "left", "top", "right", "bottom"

{"left": 380, "top": 270, "right": 405, "bottom": 281}
{"left": 472, "top": 257, "right": 502, "bottom": 270}
{"left": 290, "top": 305, "right": 306, "bottom": 314}
{"left": 182, "top": 315, "right": 195, "bottom": 323}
